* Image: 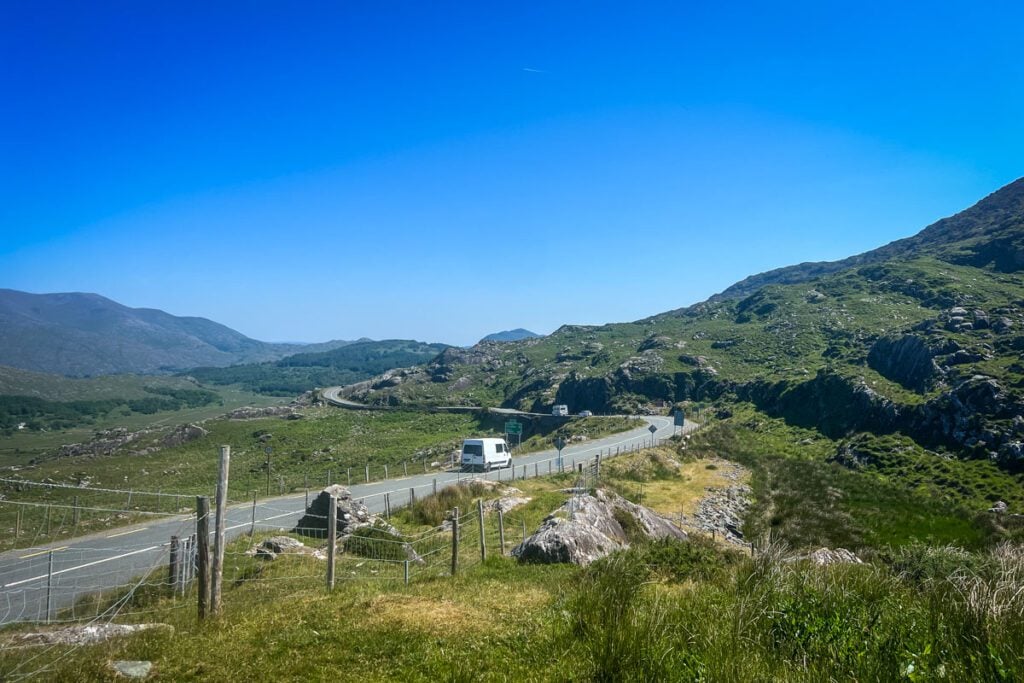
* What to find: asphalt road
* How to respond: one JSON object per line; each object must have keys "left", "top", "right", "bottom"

{"left": 0, "top": 413, "right": 687, "bottom": 626}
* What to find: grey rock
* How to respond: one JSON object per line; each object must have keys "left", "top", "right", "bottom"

{"left": 989, "top": 500, "right": 1009, "bottom": 513}
{"left": 160, "top": 423, "right": 208, "bottom": 448}
{"left": 10, "top": 623, "right": 172, "bottom": 646}
{"left": 254, "top": 536, "right": 313, "bottom": 560}
{"left": 293, "top": 485, "right": 372, "bottom": 537}
{"left": 867, "top": 335, "right": 941, "bottom": 392}
{"left": 993, "top": 317, "right": 1014, "bottom": 333}
{"left": 111, "top": 661, "right": 153, "bottom": 679}
{"left": 512, "top": 489, "right": 686, "bottom": 566}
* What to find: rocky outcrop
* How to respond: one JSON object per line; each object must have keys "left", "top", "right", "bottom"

{"left": 867, "top": 335, "right": 941, "bottom": 392}
{"left": 682, "top": 460, "right": 751, "bottom": 544}
{"left": 160, "top": 423, "right": 208, "bottom": 448}
{"left": 293, "top": 485, "right": 372, "bottom": 537}
{"left": 512, "top": 489, "right": 686, "bottom": 566}
{"left": 226, "top": 406, "right": 299, "bottom": 420}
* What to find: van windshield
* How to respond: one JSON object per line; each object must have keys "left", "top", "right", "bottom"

{"left": 463, "top": 444, "right": 483, "bottom": 457}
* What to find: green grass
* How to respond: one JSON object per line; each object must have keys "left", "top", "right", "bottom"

{"left": 5, "top": 532, "right": 1023, "bottom": 682}
{"left": 684, "top": 405, "right": 1024, "bottom": 551}
{"left": 4, "top": 424, "right": 1024, "bottom": 680}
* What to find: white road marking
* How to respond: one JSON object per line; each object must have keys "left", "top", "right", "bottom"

{"left": 3, "top": 544, "right": 164, "bottom": 588}
{"left": 19, "top": 546, "right": 68, "bottom": 560}
{"left": 106, "top": 527, "right": 148, "bottom": 538}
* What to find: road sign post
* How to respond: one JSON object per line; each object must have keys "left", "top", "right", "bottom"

{"left": 505, "top": 420, "right": 522, "bottom": 451}
{"left": 554, "top": 436, "right": 565, "bottom": 470}
{"left": 264, "top": 446, "right": 273, "bottom": 496}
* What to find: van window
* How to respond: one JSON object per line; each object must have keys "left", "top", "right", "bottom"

{"left": 495, "top": 443, "right": 504, "bottom": 453}
{"left": 463, "top": 444, "right": 483, "bottom": 456}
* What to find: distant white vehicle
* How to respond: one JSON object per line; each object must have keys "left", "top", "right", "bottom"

{"left": 578, "top": 410, "right": 593, "bottom": 417}
{"left": 552, "top": 404, "right": 569, "bottom": 417}
{"left": 460, "top": 438, "right": 512, "bottom": 472}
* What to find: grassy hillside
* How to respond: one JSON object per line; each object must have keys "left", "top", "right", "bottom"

{"left": 6, "top": 443, "right": 1023, "bottom": 681}
{"left": 186, "top": 339, "right": 450, "bottom": 395}
{"left": 349, "top": 225, "right": 1024, "bottom": 469}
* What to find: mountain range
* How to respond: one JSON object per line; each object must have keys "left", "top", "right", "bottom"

{"left": 0, "top": 289, "right": 352, "bottom": 376}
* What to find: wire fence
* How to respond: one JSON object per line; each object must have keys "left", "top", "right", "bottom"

{"left": 0, "top": 421, "right": 704, "bottom": 679}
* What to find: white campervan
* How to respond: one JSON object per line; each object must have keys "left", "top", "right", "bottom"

{"left": 460, "top": 438, "right": 512, "bottom": 472}
{"left": 552, "top": 404, "right": 569, "bottom": 416}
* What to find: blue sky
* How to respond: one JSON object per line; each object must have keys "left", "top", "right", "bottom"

{"left": 2, "top": 2, "right": 1022, "bottom": 345}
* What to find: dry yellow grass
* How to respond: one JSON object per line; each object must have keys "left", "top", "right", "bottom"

{"left": 603, "top": 450, "right": 749, "bottom": 520}
{"left": 366, "top": 594, "right": 492, "bottom": 633}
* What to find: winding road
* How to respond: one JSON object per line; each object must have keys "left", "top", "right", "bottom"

{"left": 0, "top": 401, "right": 687, "bottom": 626}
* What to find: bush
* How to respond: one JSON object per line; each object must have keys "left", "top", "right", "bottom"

{"left": 638, "top": 536, "right": 742, "bottom": 583}
{"left": 344, "top": 523, "right": 408, "bottom": 561}
{"left": 407, "top": 481, "right": 489, "bottom": 527}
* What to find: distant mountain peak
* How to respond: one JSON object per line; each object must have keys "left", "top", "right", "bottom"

{"left": 0, "top": 290, "right": 350, "bottom": 376}
{"left": 479, "top": 328, "right": 542, "bottom": 344}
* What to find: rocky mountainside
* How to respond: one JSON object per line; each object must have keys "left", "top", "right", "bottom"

{"left": 710, "top": 177, "right": 1024, "bottom": 302}
{"left": 0, "top": 290, "right": 351, "bottom": 376}
{"left": 348, "top": 178, "right": 1024, "bottom": 467}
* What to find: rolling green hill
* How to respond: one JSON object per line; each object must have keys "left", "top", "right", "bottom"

{"left": 348, "top": 179, "right": 1024, "bottom": 467}
{"left": 186, "top": 339, "right": 451, "bottom": 395}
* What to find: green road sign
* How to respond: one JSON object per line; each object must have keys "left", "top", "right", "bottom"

{"left": 505, "top": 420, "right": 522, "bottom": 434}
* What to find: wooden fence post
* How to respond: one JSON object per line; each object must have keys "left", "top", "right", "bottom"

{"left": 451, "top": 507, "right": 459, "bottom": 576}
{"left": 196, "top": 496, "right": 211, "bottom": 620}
{"left": 327, "top": 493, "right": 337, "bottom": 590}
{"left": 250, "top": 491, "right": 257, "bottom": 536}
{"left": 385, "top": 493, "right": 391, "bottom": 520}
{"left": 477, "top": 499, "right": 486, "bottom": 563}
{"left": 497, "top": 507, "right": 505, "bottom": 555}
{"left": 169, "top": 535, "right": 180, "bottom": 594}
{"left": 45, "top": 550, "right": 53, "bottom": 624}
{"left": 211, "top": 445, "right": 230, "bottom": 616}
{"left": 73, "top": 495, "right": 80, "bottom": 526}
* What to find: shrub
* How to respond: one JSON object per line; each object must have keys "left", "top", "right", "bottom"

{"left": 344, "top": 523, "right": 408, "bottom": 561}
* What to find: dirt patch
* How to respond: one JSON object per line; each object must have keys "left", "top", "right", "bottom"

{"left": 366, "top": 595, "right": 492, "bottom": 633}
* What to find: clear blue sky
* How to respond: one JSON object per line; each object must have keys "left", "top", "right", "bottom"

{"left": 2, "top": 2, "right": 1022, "bottom": 345}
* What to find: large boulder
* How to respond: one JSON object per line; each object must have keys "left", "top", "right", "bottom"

{"left": 292, "top": 485, "right": 371, "bottom": 537}
{"left": 512, "top": 489, "right": 686, "bottom": 566}
{"left": 160, "top": 423, "right": 208, "bottom": 448}
{"left": 253, "top": 536, "right": 317, "bottom": 560}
